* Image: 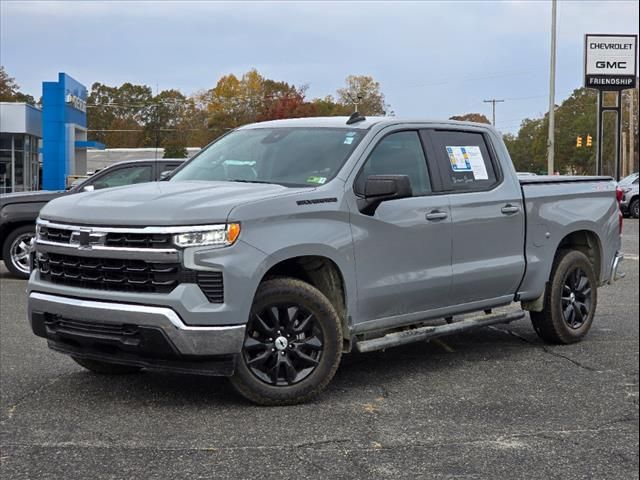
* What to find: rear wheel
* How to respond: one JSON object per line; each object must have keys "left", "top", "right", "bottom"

{"left": 72, "top": 357, "right": 142, "bottom": 374}
{"left": 230, "top": 278, "right": 342, "bottom": 405}
{"left": 2, "top": 225, "right": 35, "bottom": 279}
{"left": 530, "top": 250, "right": 597, "bottom": 344}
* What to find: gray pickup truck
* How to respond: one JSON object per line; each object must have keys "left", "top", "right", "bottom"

{"left": 27, "top": 116, "right": 624, "bottom": 405}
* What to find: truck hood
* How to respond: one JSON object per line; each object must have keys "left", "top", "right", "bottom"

{"left": 39, "top": 181, "right": 311, "bottom": 226}
{"left": 1, "top": 190, "right": 66, "bottom": 208}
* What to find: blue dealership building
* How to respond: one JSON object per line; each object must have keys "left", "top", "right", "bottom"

{"left": 0, "top": 72, "right": 102, "bottom": 193}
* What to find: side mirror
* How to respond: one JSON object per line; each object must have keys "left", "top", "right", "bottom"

{"left": 83, "top": 185, "right": 95, "bottom": 192}
{"left": 159, "top": 170, "right": 172, "bottom": 180}
{"left": 358, "top": 174, "right": 412, "bottom": 215}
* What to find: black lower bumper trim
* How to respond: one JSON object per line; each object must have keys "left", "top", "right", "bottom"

{"left": 32, "top": 312, "right": 236, "bottom": 376}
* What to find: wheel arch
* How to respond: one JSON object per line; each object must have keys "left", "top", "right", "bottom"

{"left": 255, "top": 250, "right": 352, "bottom": 350}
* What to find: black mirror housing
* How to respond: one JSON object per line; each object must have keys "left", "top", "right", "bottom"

{"left": 359, "top": 175, "right": 412, "bottom": 215}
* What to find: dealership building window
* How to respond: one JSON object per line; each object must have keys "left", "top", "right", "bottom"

{"left": 0, "top": 103, "right": 42, "bottom": 194}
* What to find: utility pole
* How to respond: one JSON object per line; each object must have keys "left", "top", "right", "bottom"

{"left": 630, "top": 90, "right": 635, "bottom": 176}
{"left": 547, "top": 0, "right": 557, "bottom": 175}
{"left": 483, "top": 99, "right": 504, "bottom": 126}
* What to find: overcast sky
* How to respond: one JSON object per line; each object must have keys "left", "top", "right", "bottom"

{"left": 1, "top": 0, "right": 638, "bottom": 133}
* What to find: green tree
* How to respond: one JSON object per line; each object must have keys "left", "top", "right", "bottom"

{"left": 0, "top": 65, "right": 36, "bottom": 104}
{"left": 336, "top": 75, "right": 388, "bottom": 115}
{"left": 449, "top": 113, "right": 491, "bottom": 124}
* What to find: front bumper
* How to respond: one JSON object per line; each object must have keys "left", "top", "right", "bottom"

{"left": 28, "top": 292, "right": 246, "bottom": 375}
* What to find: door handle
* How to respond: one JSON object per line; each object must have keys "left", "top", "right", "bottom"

{"left": 426, "top": 210, "right": 448, "bottom": 221}
{"left": 501, "top": 204, "right": 520, "bottom": 215}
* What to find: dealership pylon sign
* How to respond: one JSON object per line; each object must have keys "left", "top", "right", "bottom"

{"left": 584, "top": 34, "right": 638, "bottom": 181}
{"left": 585, "top": 34, "right": 637, "bottom": 90}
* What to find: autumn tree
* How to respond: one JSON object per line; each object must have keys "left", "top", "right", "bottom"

{"left": 449, "top": 113, "right": 491, "bottom": 124}
{"left": 337, "top": 75, "right": 388, "bottom": 115}
{"left": 0, "top": 66, "right": 36, "bottom": 104}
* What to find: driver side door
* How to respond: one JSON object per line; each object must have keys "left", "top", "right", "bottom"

{"left": 349, "top": 130, "right": 453, "bottom": 325}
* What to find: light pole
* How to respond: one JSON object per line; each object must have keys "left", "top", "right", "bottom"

{"left": 547, "top": 0, "right": 557, "bottom": 175}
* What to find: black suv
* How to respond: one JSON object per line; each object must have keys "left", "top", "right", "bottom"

{"left": 0, "top": 158, "right": 185, "bottom": 278}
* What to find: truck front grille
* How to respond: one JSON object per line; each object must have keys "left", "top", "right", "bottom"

{"left": 39, "top": 226, "right": 73, "bottom": 244}
{"left": 38, "top": 252, "right": 181, "bottom": 294}
{"left": 36, "top": 252, "right": 225, "bottom": 302}
{"left": 39, "top": 225, "right": 173, "bottom": 249}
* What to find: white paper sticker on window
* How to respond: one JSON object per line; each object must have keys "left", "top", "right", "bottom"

{"left": 446, "top": 146, "right": 489, "bottom": 180}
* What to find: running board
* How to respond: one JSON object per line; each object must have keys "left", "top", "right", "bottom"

{"left": 354, "top": 311, "right": 526, "bottom": 353}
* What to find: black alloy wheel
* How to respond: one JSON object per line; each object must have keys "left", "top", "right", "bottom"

{"left": 560, "top": 267, "right": 592, "bottom": 330}
{"left": 243, "top": 304, "right": 324, "bottom": 386}
{"left": 230, "top": 278, "right": 342, "bottom": 405}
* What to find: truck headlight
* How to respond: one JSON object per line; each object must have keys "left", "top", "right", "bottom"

{"left": 173, "top": 223, "right": 240, "bottom": 248}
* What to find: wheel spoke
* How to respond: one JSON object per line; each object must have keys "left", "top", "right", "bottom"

{"left": 282, "top": 355, "right": 297, "bottom": 384}
{"left": 293, "top": 314, "right": 313, "bottom": 334}
{"left": 246, "top": 349, "right": 272, "bottom": 367}
{"left": 269, "top": 359, "right": 281, "bottom": 384}
{"left": 291, "top": 348, "right": 319, "bottom": 367}
{"left": 572, "top": 303, "right": 584, "bottom": 326}
{"left": 244, "top": 336, "right": 267, "bottom": 351}
{"left": 563, "top": 304, "right": 574, "bottom": 321}
{"left": 253, "top": 314, "right": 274, "bottom": 336}
{"left": 576, "top": 275, "right": 588, "bottom": 292}
{"left": 268, "top": 307, "right": 281, "bottom": 331}
{"left": 301, "top": 335, "right": 323, "bottom": 351}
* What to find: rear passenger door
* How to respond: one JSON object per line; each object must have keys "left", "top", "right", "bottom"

{"left": 422, "top": 129, "right": 525, "bottom": 305}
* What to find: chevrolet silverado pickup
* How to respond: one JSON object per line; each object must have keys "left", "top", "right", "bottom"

{"left": 27, "top": 116, "right": 625, "bottom": 405}
{"left": 1, "top": 158, "right": 184, "bottom": 278}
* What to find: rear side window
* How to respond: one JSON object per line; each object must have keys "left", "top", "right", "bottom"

{"left": 355, "top": 131, "right": 431, "bottom": 196}
{"left": 424, "top": 130, "right": 499, "bottom": 192}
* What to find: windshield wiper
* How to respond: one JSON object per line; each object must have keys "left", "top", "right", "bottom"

{"left": 228, "top": 179, "right": 274, "bottom": 184}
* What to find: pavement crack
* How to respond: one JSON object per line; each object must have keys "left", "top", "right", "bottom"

{"left": 1, "top": 372, "right": 73, "bottom": 423}
{"left": 489, "top": 326, "right": 599, "bottom": 372}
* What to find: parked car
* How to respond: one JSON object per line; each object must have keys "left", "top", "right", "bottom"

{"left": 27, "top": 116, "right": 624, "bottom": 405}
{"left": 618, "top": 172, "right": 639, "bottom": 218}
{"left": 1, "top": 158, "right": 185, "bottom": 278}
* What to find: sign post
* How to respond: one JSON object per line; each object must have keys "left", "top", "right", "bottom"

{"left": 584, "top": 34, "right": 638, "bottom": 181}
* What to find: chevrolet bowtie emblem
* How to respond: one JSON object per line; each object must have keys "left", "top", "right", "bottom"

{"left": 70, "top": 229, "right": 107, "bottom": 249}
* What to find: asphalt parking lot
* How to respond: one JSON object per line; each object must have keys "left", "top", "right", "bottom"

{"left": 1, "top": 220, "right": 638, "bottom": 480}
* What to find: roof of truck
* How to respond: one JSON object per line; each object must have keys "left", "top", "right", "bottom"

{"left": 239, "top": 116, "right": 496, "bottom": 131}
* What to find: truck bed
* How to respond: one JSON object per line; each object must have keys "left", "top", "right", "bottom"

{"left": 519, "top": 175, "right": 613, "bottom": 185}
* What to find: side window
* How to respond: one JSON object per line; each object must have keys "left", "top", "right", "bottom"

{"left": 90, "top": 165, "right": 153, "bottom": 190}
{"left": 355, "top": 131, "right": 430, "bottom": 196}
{"left": 425, "top": 130, "right": 499, "bottom": 192}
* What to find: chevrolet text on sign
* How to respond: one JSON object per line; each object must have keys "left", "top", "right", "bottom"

{"left": 584, "top": 34, "right": 638, "bottom": 90}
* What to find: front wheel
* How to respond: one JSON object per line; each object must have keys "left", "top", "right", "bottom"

{"left": 629, "top": 198, "right": 639, "bottom": 219}
{"left": 530, "top": 250, "right": 597, "bottom": 344}
{"left": 230, "top": 278, "right": 343, "bottom": 405}
{"left": 2, "top": 225, "right": 35, "bottom": 279}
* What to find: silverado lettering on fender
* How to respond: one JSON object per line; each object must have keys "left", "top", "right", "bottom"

{"left": 27, "top": 116, "right": 624, "bottom": 405}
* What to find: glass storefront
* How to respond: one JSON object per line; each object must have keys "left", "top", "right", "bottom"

{"left": 0, "top": 133, "right": 41, "bottom": 194}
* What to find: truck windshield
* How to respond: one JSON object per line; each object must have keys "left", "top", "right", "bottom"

{"left": 170, "top": 127, "right": 365, "bottom": 187}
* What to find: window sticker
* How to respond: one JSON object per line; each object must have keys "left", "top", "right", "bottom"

{"left": 307, "top": 176, "right": 327, "bottom": 185}
{"left": 445, "top": 146, "right": 489, "bottom": 180}
{"left": 344, "top": 136, "right": 354, "bottom": 145}
{"left": 464, "top": 146, "right": 489, "bottom": 180}
{"left": 446, "top": 146, "right": 472, "bottom": 172}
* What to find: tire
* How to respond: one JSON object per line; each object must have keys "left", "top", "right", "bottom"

{"left": 230, "top": 278, "right": 343, "bottom": 406}
{"left": 630, "top": 198, "right": 639, "bottom": 219}
{"left": 2, "top": 225, "right": 35, "bottom": 279}
{"left": 72, "top": 356, "right": 142, "bottom": 374}
{"left": 530, "top": 250, "right": 597, "bottom": 344}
